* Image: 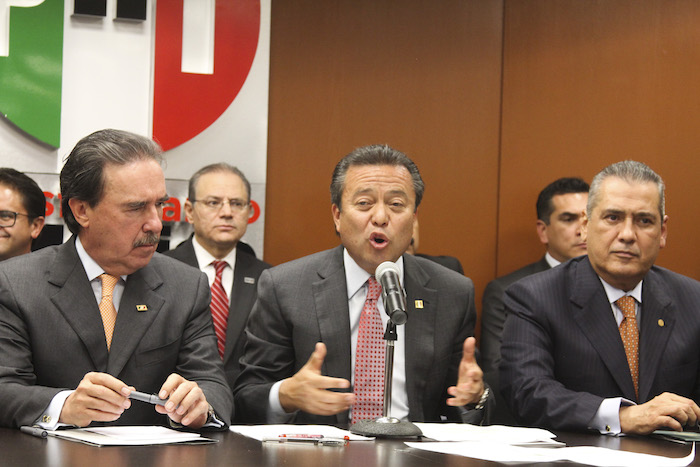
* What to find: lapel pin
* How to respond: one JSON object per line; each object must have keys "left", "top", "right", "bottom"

{"left": 658, "top": 319, "right": 665, "bottom": 327}
{"left": 414, "top": 300, "right": 424, "bottom": 309}
{"left": 244, "top": 277, "right": 256, "bottom": 284}
{"left": 136, "top": 305, "right": 148, "bottom": 312}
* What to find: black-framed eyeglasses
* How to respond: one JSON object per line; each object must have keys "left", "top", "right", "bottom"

{"left": 0, "top": 210, "right": 31, "bottom": 228}
{"left": 192, "top": 198, "right": 250, "bottom": 212}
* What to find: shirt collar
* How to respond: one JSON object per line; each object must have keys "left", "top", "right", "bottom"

{"left": 599, "top": 276, "right": 643, "bottom": 305}
{"left": 192, "top": 235, "right": 238, "bottom": 269}
{"left": 544, "top": 252, "right": 562, "bottom": 268}
{"left": 343, "top": 249, "right": 405, "bottom": 299}
{"left": 75, "top": 235, "right": 127, "bottom": 282}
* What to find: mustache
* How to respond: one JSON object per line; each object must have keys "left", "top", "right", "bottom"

{"left": 133, "top": 233, "right": 160, "bottom": 248}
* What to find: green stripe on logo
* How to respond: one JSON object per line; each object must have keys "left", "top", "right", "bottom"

{"left": 0, "top": 0, "right": 63, "bottom": 147}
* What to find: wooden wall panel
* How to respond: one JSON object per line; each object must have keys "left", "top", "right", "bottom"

{"left": 499, "top": 0, "right": 700, "bottom": 281}
{"left": 264, "top": 0, "right": 505, "bottom": 311}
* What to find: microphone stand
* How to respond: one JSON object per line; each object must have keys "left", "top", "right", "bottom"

{"left": 350, "top": 321, "right": 422, "bottom": 438}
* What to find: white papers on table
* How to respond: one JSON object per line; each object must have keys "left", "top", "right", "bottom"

{"left": 405, "top": 441, "right": 695, "bottom": 466}
{"left": 229, "top": 424, "right": 374, "bottom": 442}
{"left": 48, "top": 426, "right": 215, "bottom": 446}
{"left": 414, "top": 423, "right": 563, "bottom": 447}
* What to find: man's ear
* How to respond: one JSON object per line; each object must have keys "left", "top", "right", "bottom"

{"left": 68, "top": 198, "right": 90, "bottom": 229}
{"left": 29, "top": 216, "right": 45, "bottom": 239}
{"left": 580, "top": 212, "right": 589, "bottom": 243}
{"left": 184, "top": 199, "right": 195, "bottom": 224}
{"left": 536, "top": 219, "right": 549, "bottom": 246}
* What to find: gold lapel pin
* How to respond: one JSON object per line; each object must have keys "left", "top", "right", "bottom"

{"left": 658, "top": 319, "right": 665, "bottom": 327}
{"left": 136, "top": 305, "right": 148, "bottom": 312}
{"left": 414, "top": 300, "right": 424, "bottom": 309}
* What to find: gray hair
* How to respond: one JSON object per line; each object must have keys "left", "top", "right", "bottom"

{"left": 587, "top": 160, "right": 665, "bottom": 218}
{"left": 188, "top": 163, "right": 251, "bottom": 202}
{"left": 330, "top": 144, "right": 424, "bottom": 211}
{"left": 60, "top": 129, "right": 164, "bottom": 234}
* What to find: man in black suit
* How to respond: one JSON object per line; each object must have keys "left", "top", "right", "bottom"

{"left": 480, "top": 177, "right": 588, "bottom": 423}
{"left": 501, "top": 161, "right": 700, "bottom": 434}
{"left": 165, "top": 164, "right": 270, "bottom": 397}
{"left": 234, "top": 145, "right": 491, "bottom": 426}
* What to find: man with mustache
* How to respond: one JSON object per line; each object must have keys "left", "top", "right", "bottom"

{"left": 165, "top": 164, "right": 270, "bottom": 398}
{"left": 0, "top": 129, "right": 232, "bottom": 430}
{"left": 234, "top": 145, "right": 491, "bottom": 426}
{"left": 500, "top": 161, "right": 700, "bottom": 434}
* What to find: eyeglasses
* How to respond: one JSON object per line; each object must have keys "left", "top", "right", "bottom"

{"left": 192, "top": 198, "right": 250, "bottom": 212}
{"left": 0, "top": 210, "right": 31, "bottom": 228}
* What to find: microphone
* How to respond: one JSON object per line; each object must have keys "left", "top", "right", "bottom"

{"left": 375, "top": 261, "right": 408, "bottom": 325}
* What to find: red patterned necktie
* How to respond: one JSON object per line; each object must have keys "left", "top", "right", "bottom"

{"left": 352, "top": 276, "right": 384, "bottom": 424}
{"left": 99, "top": 274, "right": 119, "bottom": 351}
{"left": 210, "top": 261, "right": 229, "bottom": 359}
{"left": 616, "top": 296, "right": 639, "bottom": 399}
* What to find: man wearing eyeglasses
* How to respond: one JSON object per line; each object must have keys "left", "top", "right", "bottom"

{"left": 0, "top": 168, "right": 45, "bottom": 262}
{"left": 165, "top": 164, "right": 270, "bottom": 399}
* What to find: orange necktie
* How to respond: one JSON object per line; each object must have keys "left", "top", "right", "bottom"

{"left": 616, "top": 295, "right": 639, "bottom": 399}
{"left": 99, "top": 274, "right": 119, "bottom": 350}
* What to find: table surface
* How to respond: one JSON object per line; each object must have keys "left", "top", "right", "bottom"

{"left": 0, "top": 427, "right": 695, "bottom": 467}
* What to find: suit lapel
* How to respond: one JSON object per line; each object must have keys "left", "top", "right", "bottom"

{"left": 107, "top": 264, "right": 165, "bottom": 376}
{"left": 638, "top": 271, "right": 674, "bottom": 402}
{"left": 313, "top": 247, "right": 352, "bottom": 426}
{"left": 224, "top": 252, "right": 258, "bottom": 363}
{"left": 570, "top": 258, "right": 637, "bottom": 400}
{"left": 49, "top": 240, "right": 109, "bottom": 371}
{"left": 402, "top": 254, "right": 436, "bottom": 421}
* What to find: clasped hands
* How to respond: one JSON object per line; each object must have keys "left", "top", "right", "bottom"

{"left": 278, "top": 337, "right": 485, "bottom": 415}
{"left": 59, "top": 372, "right": 210, "bottom": 428}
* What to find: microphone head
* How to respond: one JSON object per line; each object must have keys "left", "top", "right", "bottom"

{"left": 375, "top": 261, "right": 400, "bottom": 283}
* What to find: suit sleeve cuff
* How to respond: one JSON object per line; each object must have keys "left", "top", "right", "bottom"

{"left": 589, "top": 397, "right": 635, "bottom": 435}
{"left": 267, "top": 380, "right": 296, "bottom": 424}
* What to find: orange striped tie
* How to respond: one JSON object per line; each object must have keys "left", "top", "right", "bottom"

{"left": 99, "top": 274, "right": 119, "bottom": 350}
{"left": 616, "top": 296, "right": 639, "bottom": 399}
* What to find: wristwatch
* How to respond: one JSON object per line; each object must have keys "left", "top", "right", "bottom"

{"left": 467, "top": 387, "right": 490, "bottom": 411}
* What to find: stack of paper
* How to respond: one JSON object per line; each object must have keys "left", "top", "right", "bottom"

{"left": 49, "top": 426, "right": 215, "bottom": 446}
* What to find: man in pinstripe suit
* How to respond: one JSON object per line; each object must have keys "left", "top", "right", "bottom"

{"left": 500, "top": 160, "right": 700, "bottom": 435}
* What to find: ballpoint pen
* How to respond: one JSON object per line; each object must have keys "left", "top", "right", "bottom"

{"left": 20, "top": 426, "right": 48, "bottom": 439}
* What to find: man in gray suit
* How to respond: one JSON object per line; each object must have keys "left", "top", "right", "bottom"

{"left": 165, "top": 163, "right": 270, "bottom": 394}
{"left": 480, "top": 177, "right": 588, "bottom": 424}
{"left": 501, "top": 161, "right": 700, "bottom": 434}
{"left": 0, "top": 129, "right": 232, "bottom": 430}
{"left": 234, "top": 145, "right": 490, "bottom": 426}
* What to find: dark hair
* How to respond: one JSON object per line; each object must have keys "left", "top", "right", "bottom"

{"left": 60, "top": 129, "right": 164, "bottom": 234}
{"left": 536, "top": 177, "right": 590, "bottom": 224}
{"left": 588, "top": 160, "right": 665, "bottom": 218}
{"left": 188, "top": 163, "right": 251, "bottom": 202}
{"left": 330, "top": 144, "right": 424, "bottom": 211}
{"left": 0, "top": 168, "right": 45, "bottom": 220}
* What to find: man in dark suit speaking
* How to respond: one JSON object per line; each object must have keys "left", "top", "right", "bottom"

{"left": 234, "top": 144, "right": 491, "bottom": 426}
{"left": 165, "top": 163, "right": 270, "bottom": 395}
{"left": 501, "top": 160, "right": 700, "bottom": 434}
{"left": 0, "top": 129, "right": 232, "bottom": 430}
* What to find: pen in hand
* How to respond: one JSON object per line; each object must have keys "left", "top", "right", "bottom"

{"left": 128, "top": 390, "right": 169, "bottom": 406}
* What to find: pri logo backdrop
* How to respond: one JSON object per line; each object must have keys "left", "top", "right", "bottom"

{"left": 0, "top": 0, "right": 270, "bottom": 254}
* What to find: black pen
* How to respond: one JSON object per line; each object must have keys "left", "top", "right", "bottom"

{"left": 20, "top": 426, "right": 48, "bottom": 439}
{"left": 128, "top": 390, "right": 169, "bottom": 406}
